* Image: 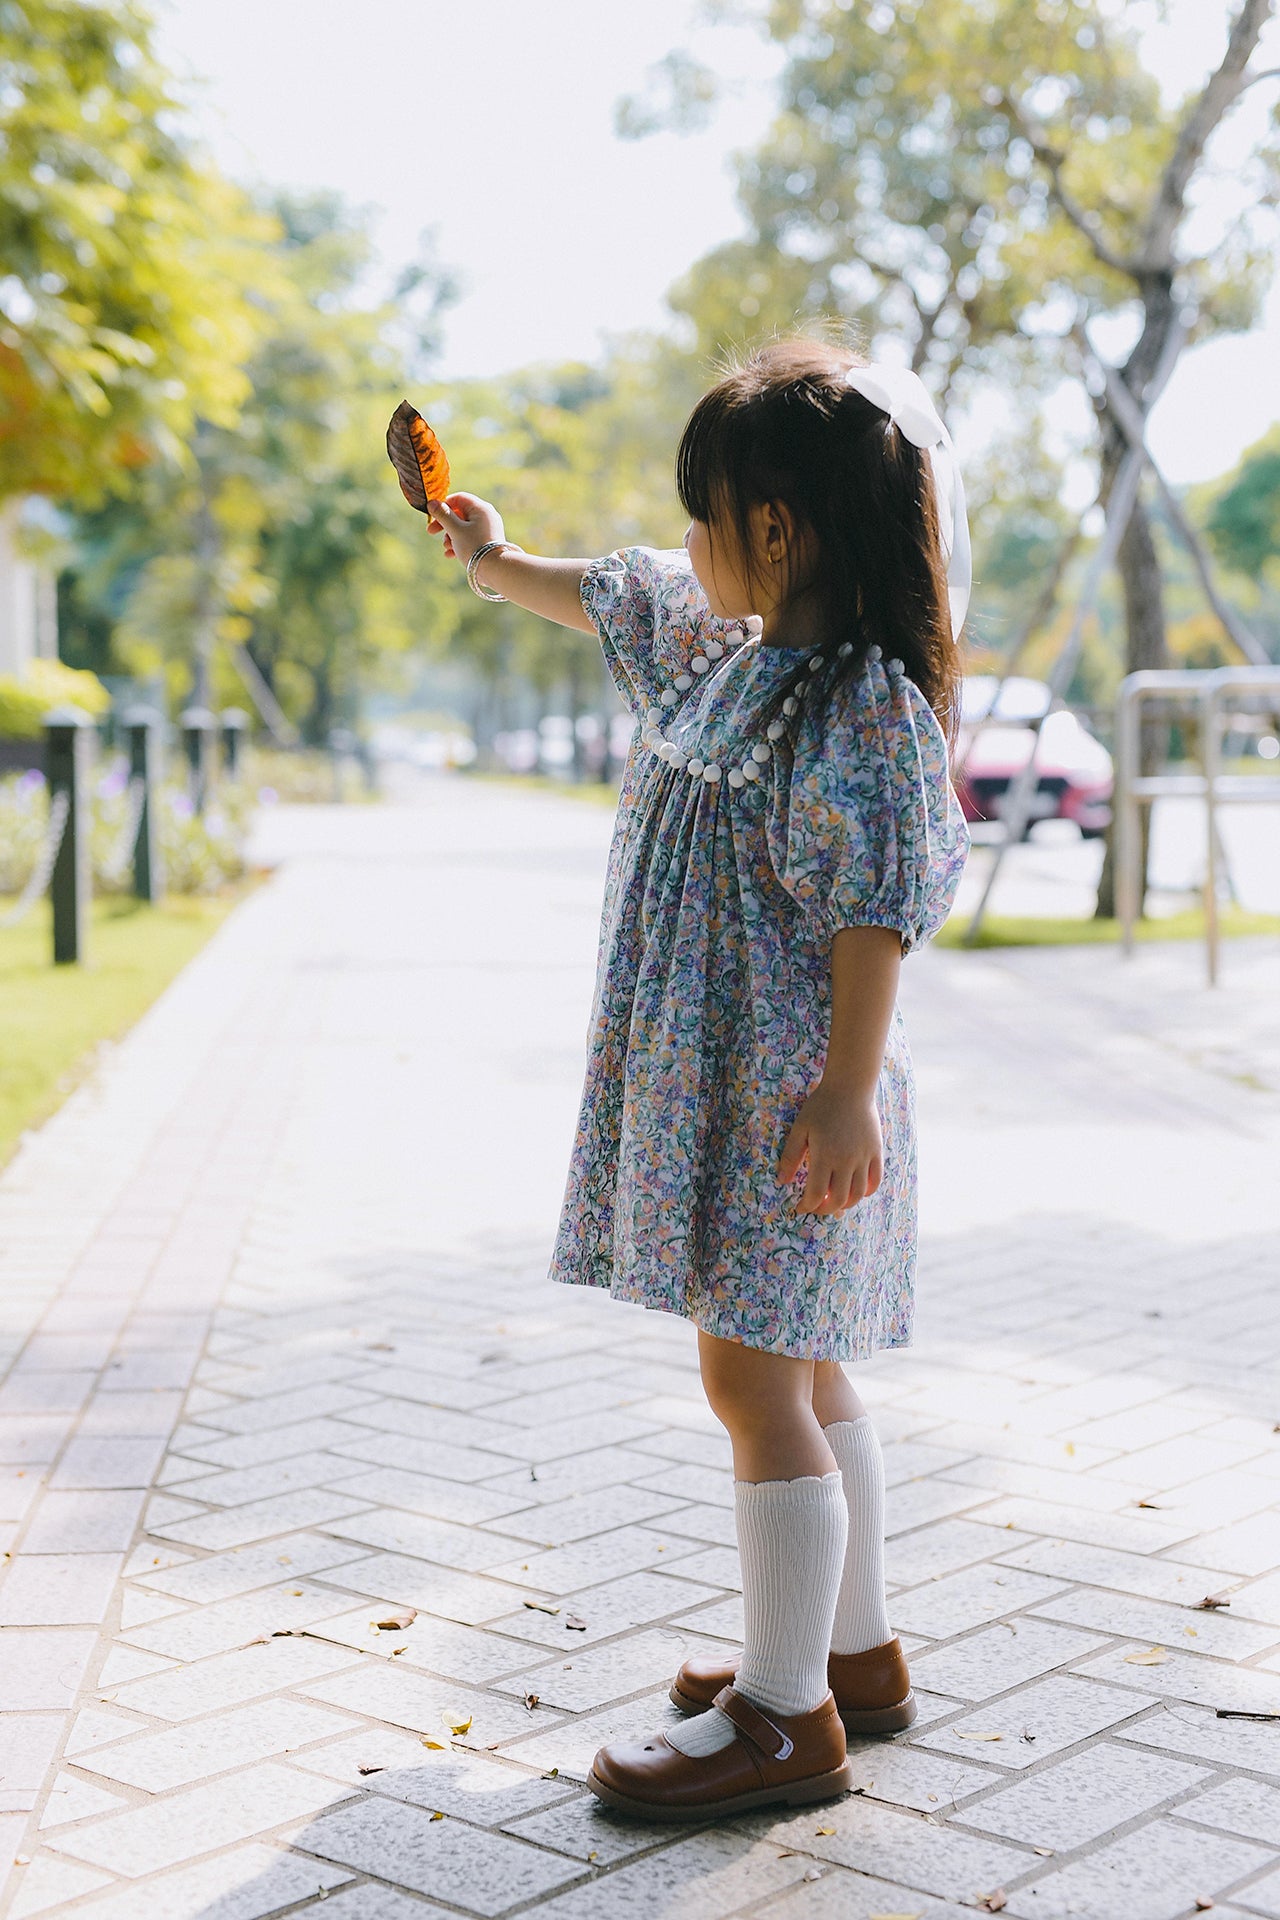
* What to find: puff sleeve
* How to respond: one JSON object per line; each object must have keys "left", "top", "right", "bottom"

{"left": 768, "top": 654, "right": 969, "bottom": 953}
{"left": 580, "top": 547, "right": 738, "bottom": 718}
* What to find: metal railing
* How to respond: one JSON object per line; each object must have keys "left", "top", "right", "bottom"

{"left": 1114, "top": 665, "right": 1280, "bottom": 985}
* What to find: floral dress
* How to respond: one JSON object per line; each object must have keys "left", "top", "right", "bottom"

{"left": 550, "top": 548, "right": 969, "bottom": 1361}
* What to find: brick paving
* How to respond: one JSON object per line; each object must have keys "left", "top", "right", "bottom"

{"left": 1, "top": 779, "right": 1278, "bottom": 1920}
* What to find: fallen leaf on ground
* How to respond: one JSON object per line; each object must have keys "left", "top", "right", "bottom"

{"left": 356, "top": 1764, "right": 384, "bottom": 1776}
{"left": 1193, "top": 1899, "right": 1214, "bottom": 1911}
{"left": 1136, "top": 1499, "right": 1164, "bottom": 1510}
{"left": 814, "top": 1825, "right": 836, "bottom": 1835}
{"left": 1216, "top": 1709, "right": 1280, "bottom": 1722}
{"left": 978, "top": 1893, "right": 1008, "bottom": 1913}
{"left": 1063, "top": 1441, "right": 1076, "bottom": 1456}
{"left": 869, "top": 1912, "right": 923, "bottom": 1920}
{"left": 523, "top": 1599, "right": 560, "bottom": 1616}
{"left": 803, "top": 1868, "right": 823, "bottom": 1882}
{"left": 524, "top": 1693, "right": 540, "bottom": 1711}
{"left": 565, "top": 1613, "right": 588, "bottom": 1631}
{"left": 442, "top": 1710, "right": 472, "bottom": 1735}
{"left": 955, "top": 1730, "right": 1003, "bottom": 1741}
{"left": 1033, "top": 1847, "right": 1054, "bottom": 1857}
{"left": 421, "top": 1738, "right": 446, "bottom": 1751}
{"left": 1197, "top": 1595, "right": 1231, "bottom": 1610}
{"left": 850, "top": 1780, "right": 875, "bottom": 1795}
{"left": 429, "top": 1810, "right": 444, "bottom": 1822}
{"left": 541, "top": 1767, "right": 559, "bottom": 1779}
{"left": 1124, "top": 1647, "right": 1168, "bottom": 1666}
{"left": 1021, "top": 1729, "right": 1037, "bottom": 1743}
{"left": 373, "top": 1609, "right": 416, "bottom": 1631}
{"left": 1184, "top": 1627, "right": 1198, "bottom": 1638}
{"left": 390, "top": 1645, "right": 407, "bottom": 1656}
{"left": 366, "top": 1341, "right": 396, "bottom": 1351}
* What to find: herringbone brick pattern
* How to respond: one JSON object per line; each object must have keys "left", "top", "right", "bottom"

{"left": 1, "top": 784, "right": 1278, "bottom": 1920}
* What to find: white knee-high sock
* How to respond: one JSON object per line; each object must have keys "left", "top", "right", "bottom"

{"left": 824, "top": 1415, "right": 892, "bottom": 1656}
{"left": 667, "top": 1472, "right": 847, "bottom": 1758}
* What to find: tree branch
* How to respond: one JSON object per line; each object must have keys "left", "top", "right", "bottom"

{"left": 1141, "top": 0, "right": 1275, "bottom": 267}
{"left": 1004, "top": 91, "right": 1138, "bottom": 278}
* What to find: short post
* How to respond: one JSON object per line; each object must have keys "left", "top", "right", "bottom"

{"left": 220, "top": 707, "right": 249, "bottom": 777}
{"left": 123, "top": 705, "right": 163, "bottom": 904}
{"left": 328, "top": 727, "right": 355, "bottom": 802}
{"left": 180, "top": 706, "right": 217, "bottom": 815}
{"left": 1203, "top": 679, "right": 1221, "bottom": 988}
{"left": 44, "top": 707, "right": 93, "bottom": 966}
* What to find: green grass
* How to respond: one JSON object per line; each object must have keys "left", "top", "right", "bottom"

{"left": 0, "top": 892, "right": 240, "bottom": 1167}
{"left": 469, "top": 770, "right": 622, "bottom": 809}
{"left": 937, "top": 907, "right": 1280, "bottom": 949}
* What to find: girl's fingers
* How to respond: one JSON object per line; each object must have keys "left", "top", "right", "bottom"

{"left": 777, "top": 1122, "right": 808, "bottom": 1185}
{"left": 866, "top": 1154, "right": 883, "bottom": 1197}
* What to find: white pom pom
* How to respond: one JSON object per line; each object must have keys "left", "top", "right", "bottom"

{"left": 674, "top": 673, "right": 693, "bottom": 691}
{"left": 641, "top": 728, "right": 661, "bottom": 749}
{"left": 741, "top": 760, "right": 760, "bottom": 781}
{"left": 646, "top": 708, "right": 663, "bottom": 727}
{"left": 727, "top": 767, "right": 745, "bottom": 788}
{"left": 660, "top": 688, "right": 678, "bottom": 707}
{"left": 691, "top": 655, "right": 710, "bottom": 674}
{"left": 808, "top": 653, "right": 824, "bottom": 671}
{"left": 687, "top": 757, "right": 705, "bottom": 777}
{"left": 782, "top": 697, "right": 798, "bottom": 716}
{"left": 752, "top": 742, "right": 771, "bottom": 763}
{"left": 705, "top": 640, "right": 724, "bottom": 659}
{"left": 838, "top": 641, "right": 854, "bottom": 656}
{"left": 766, "top": 720, "right": 785, "bottom": 741}
{"left": 702, "top": 762, "right": 721, "bottom": 782}
{"left": 887, "top": 658, "right": 904, "bottom": 677}
{"left": 868, "top": 643, "right": 883, "bottom": 662}
{"left": 745, "top": 615, "right": 764, "bottom": 637}
{"left": 669, "top": 752, "right": 687, "bottom": 771}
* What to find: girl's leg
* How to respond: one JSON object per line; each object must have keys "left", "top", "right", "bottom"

{"left": 812, "top": 1360, "right": 892, "bottom": 1656}
{"left": 665, "top": 1330, "right": 848, "bottom": 1758}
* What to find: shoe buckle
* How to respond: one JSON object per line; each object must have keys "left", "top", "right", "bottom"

{"left": 712, "top": 1684, "right": 794, "bottom": 1762}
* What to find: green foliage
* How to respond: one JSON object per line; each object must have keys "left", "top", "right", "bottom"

{"left": 0, "top": 658, "right": 109, "bottom": 737}
{"left": 1205, "top": 426, "right": 1280, "bottom": 578}
{"left": 0, "top": 0, "right": 270, "bottom": 499}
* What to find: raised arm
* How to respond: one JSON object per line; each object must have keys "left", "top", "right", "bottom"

{"left": 428, "top": 492, "right": 596, "bottom": 635}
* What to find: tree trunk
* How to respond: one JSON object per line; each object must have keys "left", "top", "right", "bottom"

{"left": 1094, "top": 275, "right": 1176, "bottom": 918}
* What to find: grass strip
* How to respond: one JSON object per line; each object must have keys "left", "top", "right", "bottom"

{"left": 0, "top": 893, "right": 239, "bottom": 1168}
{"left": 937, "top": 907, "right": 1280, "bottom": 949}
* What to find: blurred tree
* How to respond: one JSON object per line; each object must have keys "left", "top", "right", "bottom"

{"left": 0, "top": 0, "right": 269, "bottom": 499}
{"left": 1206, "top": 423, "right": 1280, "bottom": 578}
{"left": 61, "top": 196, "right": 458, "bottom": 740}
{"left": 625, "top": 0, "right": 1280, "bottom": 904}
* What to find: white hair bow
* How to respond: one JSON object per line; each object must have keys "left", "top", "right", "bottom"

{"left": 845, "top": 362, "right": 972, "bottom": 641}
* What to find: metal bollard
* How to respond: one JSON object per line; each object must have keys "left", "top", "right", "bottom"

{"left": 122, "top": 705, "right": 163, "bottom": 904}
{"left": 180, "top": 706, "right": 217, "bottom": 815}
{"left": 220, "top": 707, "right": 249, "bottom": 777}
{"left": 44, "top": 707, "right": 93, "bottom": 965}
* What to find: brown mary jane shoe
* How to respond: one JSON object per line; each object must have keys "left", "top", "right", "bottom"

{"left": 586, "top": 1684, "right": 852, "bottom": 1822}
{"left": 670, "top": 1636, "right": 917, "bottom": 1735}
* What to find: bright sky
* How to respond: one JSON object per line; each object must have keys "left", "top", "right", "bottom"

{"left": 154, "top": 0, "right": 1280, "bottom": 488}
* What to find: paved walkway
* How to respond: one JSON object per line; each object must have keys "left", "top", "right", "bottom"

{"left": 2, "top": 780, "right": 1279, "bottom": 1920}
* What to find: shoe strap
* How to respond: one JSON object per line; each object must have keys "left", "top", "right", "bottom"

{"left": 712, "top": 1684, "right": 794, "bottom": 1763}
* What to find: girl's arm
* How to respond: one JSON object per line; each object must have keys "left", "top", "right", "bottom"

{"left": 777, "top": 925, "right": 902, "bottom": 1215}
{"left": 428, "top": 493, "right": 595, "bottom": 635}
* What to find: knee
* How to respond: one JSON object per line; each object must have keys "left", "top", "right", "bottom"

{"left": 699, "top": 1344, "right": 809, "bottom": 1437}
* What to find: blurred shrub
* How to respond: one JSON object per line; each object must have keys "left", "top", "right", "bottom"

{"left": 0, "top": 662, "right": 112, "bottom": 739}
{"left": 1, "top": 767, "right": 249, "bottom": 900}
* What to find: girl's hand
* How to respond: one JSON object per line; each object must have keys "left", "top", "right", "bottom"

{"left": 778, "top": 1082, "right": 883, "bottom": 1215}
{"left": 426, "top": 492, "right": 506, "bottom": 566}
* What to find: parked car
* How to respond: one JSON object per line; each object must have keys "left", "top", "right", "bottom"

{"left": 955, "top": 676, "right": 1113, "bottom": 839}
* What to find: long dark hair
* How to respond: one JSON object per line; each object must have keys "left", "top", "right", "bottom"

{"left": 675, "top": 338, "right": 962, "bottom": 742}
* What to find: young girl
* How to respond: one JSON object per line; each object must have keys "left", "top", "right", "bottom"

{"left": 428, "top": 339, "right": 970, "bottom": 1822}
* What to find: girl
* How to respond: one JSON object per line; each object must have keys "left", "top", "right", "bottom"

{"left": 428, "top": 339, "right": 970, "bottom": 1822}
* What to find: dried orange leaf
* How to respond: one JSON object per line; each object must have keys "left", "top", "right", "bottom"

{"left": 386, "top": 400, "right": 451, "bottom": 515}
{"left": 357, "top": 1763, "right": 384, "bottom": 1776}
{"left": 421, "top": 1737, "right": 446, "bottom": 1750}
{"left": 1124, "top": 1646, "right": 1168, "bottom": 1666}
{"left": 523, "top": 1599, "right": 560, "bottom": 1616}
{"left": 430, "top": 1810, "right": 444, "bottom": 1822}
{"left": 1197, "top": 1594, "right": 1231, "bottom": 1610}
{"left": 524, "top": 1693, "right": 540, "bottom": 1711}
{"left": 373, "top": 1609, "right": 417, "bottom": 1632}
{"left": 978, "top": 1893, "right": 1008, "bottom": 1913}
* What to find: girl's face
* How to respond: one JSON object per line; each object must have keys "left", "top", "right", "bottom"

{"left": 684, "top": 517, "right": 755, "bottom": 620}
{"left": 684, "top": 501, "right": 800, "bottom": 627}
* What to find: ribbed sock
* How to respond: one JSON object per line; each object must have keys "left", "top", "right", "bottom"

{"left": 824, "top": 1415, "right": 893, "bottom": 1656}
{"left": 667, "top": 1471, "right": 847, "bottom": 1757}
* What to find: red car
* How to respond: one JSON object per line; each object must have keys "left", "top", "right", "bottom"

{"left": 955, "top": 677, "right": 1113, "bottom": 839}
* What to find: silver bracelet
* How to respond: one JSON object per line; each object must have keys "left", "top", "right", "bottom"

{"left": 466, "top": 540, "right": 522, "bottom": 602}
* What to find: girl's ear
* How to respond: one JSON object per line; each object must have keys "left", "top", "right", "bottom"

{"left": 750, "top": 499, "right": 791, "bottom": 568}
